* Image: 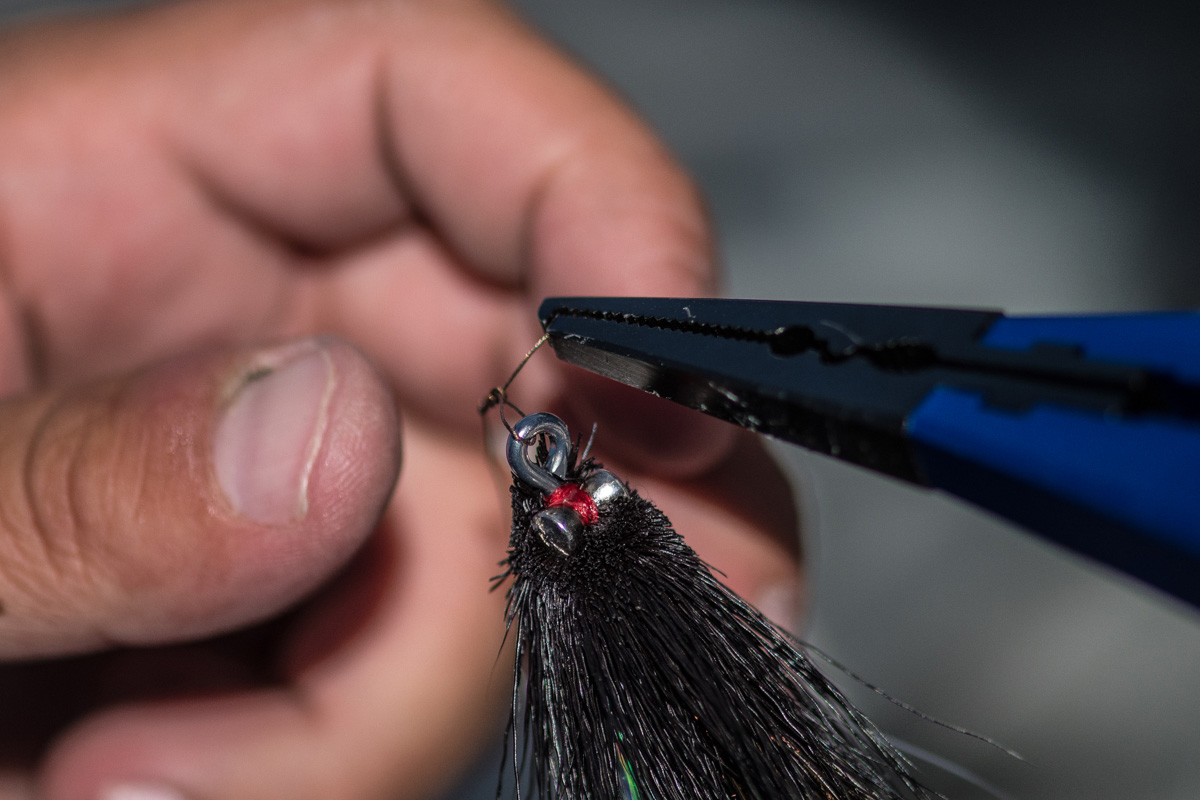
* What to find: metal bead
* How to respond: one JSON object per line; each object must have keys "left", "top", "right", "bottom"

{"left": 582, "top": 469, "right": 627, "bottom": 506}
{"left": 506, "top": 412, "right": 571, "bottom": 494}
{"left": 532, "top": 506, "right": 583, "bottom": 557}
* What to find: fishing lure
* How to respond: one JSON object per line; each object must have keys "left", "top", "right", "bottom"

{"left": 492, "top": 408, "right": 938, "bottom": 800}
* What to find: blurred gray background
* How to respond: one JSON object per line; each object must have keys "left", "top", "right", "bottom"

{"left": 3, "top": 1, "right": 1197, "bottom": 798}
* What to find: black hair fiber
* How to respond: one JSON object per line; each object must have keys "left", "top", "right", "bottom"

{"left": 495, "top": 444, "right": 937, "bottom": 800}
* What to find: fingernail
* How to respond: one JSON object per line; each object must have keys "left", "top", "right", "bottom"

{"left": 99, "top": 784, "right": 187, "bottom": 800}
{"left": 755, "top": 581, "right": 800, "bottom": 633}
{"left": 214, "top": 339, "right": 336, "bottom": 524}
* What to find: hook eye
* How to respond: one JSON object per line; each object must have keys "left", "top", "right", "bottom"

{"left": 506, "top": 412, "right": 571, "bottom": 494}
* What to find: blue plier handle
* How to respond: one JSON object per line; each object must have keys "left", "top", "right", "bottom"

{"left": 538, "top": 297, "right": 1200, "bottom": 610}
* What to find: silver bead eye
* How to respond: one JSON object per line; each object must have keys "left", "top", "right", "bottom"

{"left": 532, "top": 506, "right": 583, "bottom": 557}
{"left": 582, "top": 469, "right": 627, "bottom": 506}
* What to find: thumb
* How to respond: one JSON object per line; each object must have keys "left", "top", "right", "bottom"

{"left": 0, "top": 337, "right": 400, "bottom": 660}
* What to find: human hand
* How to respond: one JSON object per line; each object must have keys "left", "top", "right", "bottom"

{"left": 0, "top": 1, "right": 800, "bottom": 798}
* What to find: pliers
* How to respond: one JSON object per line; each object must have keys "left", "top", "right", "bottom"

{"left": 537, "top": 296, "right": 1200, "bottom": 610}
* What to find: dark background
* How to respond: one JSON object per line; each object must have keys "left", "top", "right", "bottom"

{"left": 3, "top": 1, "right": 1198, "bottom": 798}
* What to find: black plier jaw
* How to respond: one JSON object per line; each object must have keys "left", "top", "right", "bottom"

{"left": 538, "top": 296, "right": 1200, "bottom": 610}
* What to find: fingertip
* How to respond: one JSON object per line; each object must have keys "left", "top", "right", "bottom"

{"left": 375, "top": 0, "right": 719, "bottom": 296}
{"left": 528, "top": 143, "right": 718, "bottom": 300}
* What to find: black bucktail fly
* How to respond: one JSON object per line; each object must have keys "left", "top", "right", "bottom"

{"left": 487, "top": 404, "right": 939, "bottom": 800}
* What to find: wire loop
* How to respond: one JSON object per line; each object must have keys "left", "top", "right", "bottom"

{"left": 506, "top": 412, "right": 571, "bottom": 494}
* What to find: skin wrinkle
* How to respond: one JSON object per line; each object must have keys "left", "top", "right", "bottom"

{"left": 377, "top": 4, "right": 595, "bottom": 287}
{"left": 0, "top": 473, "right": 43, "bottom": 629}
{"left": 120, "top": 412, "right": 153, "bottom": 553}
{"left": 2, "top": 379, "right": 145, "bottom": 650}
{"left": 371, "top": 90, "right": 521, "bottom": 303}
{"left": 174, "top": 144, "right": 399, "bottom": 266}
{"left": 19, "top": 395, "right": 63, "bottom": 589}
{"left": 368, "top": 51, "right": 521, "bottom": 302}
{"left": 513, "top": 138, "right": 581, "bottom": 292}
{"left": 370, "top": 49, "right": 417, "bottom": 235}
{"left": 0, "top": 410, "right": 33, "bottom": 546}
{"left": 1, "top": 398, "right": 106, "bottom": 654}
{"left": 43, "top": 386, "right": 132, "bottom": 617}
{"left": 174, "top": 153, "right": 323, "bottom": 264}
{"left": 61, "top": 403, "right": 94, "bottom": 597}
{"left": 87, "top": 380, "right": 151, "bottom": 603}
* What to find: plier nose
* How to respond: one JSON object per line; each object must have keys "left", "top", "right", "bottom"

{"left": 538, "top": 296, "right": 1200, "bottom": 610}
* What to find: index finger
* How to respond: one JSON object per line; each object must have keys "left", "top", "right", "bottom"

{"left": 379, "top": 0, "right": 718, "bottom": 298}
{"left": 160, "top": 0, "right": 715, "bottom": 295}
{"left": 369, "top": 0, "right": 731, "bottom": 466}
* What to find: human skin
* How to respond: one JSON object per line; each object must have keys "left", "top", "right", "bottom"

{"left": 0, "top": 1, "right": 800, "bottom": 798}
